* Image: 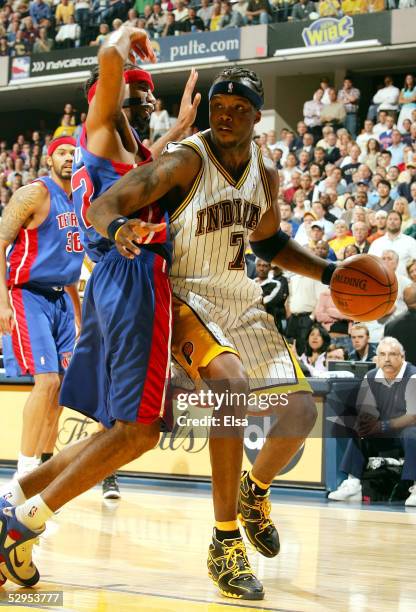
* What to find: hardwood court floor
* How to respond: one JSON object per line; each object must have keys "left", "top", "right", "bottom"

{"left": 0, "top": 478, "right": 415, "bottom": 612}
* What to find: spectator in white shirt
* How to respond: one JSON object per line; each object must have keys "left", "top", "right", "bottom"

{"left": 266, "top": 129, "right": 280, "bottom": 152}
{"left": 311, "top": 201, "right": 335, "bottom": 238}
{"left": 373, "top": 109, "right": 389, "bottom": 138}
{"left": 55, "top": 14, "right": 80, "bottom": 47}
{"left": 368, "top": 76, "right": 400, "bottom": 122}
{"left": 356, "top": 119, "right": 377, "bottom": 154}
{"left": 369, "top": 209, "right": 416, "bottom": 276}
{"left": 173, "top": 0, "right": 189, "bottom": 22}
{"left": 197, "top": 0, "right": 214, "bottom": 26}
{"left": 303, "top": 89, "right": 324, "bottom": 141}
{"left": 381, "top": 249, "right": 412, "bottom": 318}
{"left": 388, "top": 130, "right": 406, "bottom": 166}
{"left": 149, "top": 99, "right": 171, "bottom": 142}
{"left": 320, "top": 77, "right": 332, "bottom": 105}
{"left": 294, "top": 211, "right": 317, "bottom": 246}
{"left": 234, "top": 0, "right": 249, "bottom": 22}
{"left": 124, "top": 8, "right": 138, "bottom": 26}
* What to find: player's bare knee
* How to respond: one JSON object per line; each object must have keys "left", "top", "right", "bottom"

{"left": 202, "top": 353, "right": 249, "bottom": 390}
{"left": 142, "top": 426, "right": 160, "bottom": 451}
{"left": 289, "top": 394, "right": 317, "bottom": 436}
{"left": 113, "top": 421, "right": 159, "bottom": 460}
{"left": 34, "top": 373, "right": 61, "bottom": 396}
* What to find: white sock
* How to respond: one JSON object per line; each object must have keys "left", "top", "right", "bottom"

{"left": 15, "top": 495, "right": 54, "bottom": 531}
{"left": 348, "top": 474, "right": 361, "bottom": 484}
{"left": 0, "top": 480, "right": 27, "bottom": 506}
{"left": 17, "top": 454, "right": 39, "bottom": 475}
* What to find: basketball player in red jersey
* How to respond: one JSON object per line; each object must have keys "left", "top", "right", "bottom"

{"left": 76, "top": 28, "right": 201, "bottom": 500}
{"left": 0, "top": 137, "right": 83, "bottom": 479}
{"left": 0, "top": 28, "right": 200, "bottom": 589}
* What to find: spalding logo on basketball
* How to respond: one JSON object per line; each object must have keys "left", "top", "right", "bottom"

{"left": 330, "top": 254, "right": 398, "bottom": 322}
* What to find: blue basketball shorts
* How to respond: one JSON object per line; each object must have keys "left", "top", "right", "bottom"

{"left": 2, "top": 286, "right": 75, "bottom": 376}
{"left": 59, "top": 248, "right": 172, "bottom": 429}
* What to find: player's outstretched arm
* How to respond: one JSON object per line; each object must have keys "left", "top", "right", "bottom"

{"left": 0, "top": 183, "right": 44, "bottom": 334}
{"left": 88, "top": 146, "right": 201, "bottom": 236}
{"left": 249, "top": 161, "right": 334, "bottom": 283}
{"left": 149, "top": 69, "right": 201, "bottom": 160}
{"left": 87, "top": 26, "right": 156, "bottom": 132}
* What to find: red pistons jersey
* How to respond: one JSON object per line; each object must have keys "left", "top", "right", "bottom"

{"left": 71, "top": 125, "right": 171, "bottom": 263}
{"left": 7, "top": 176, "right": 84, "bottom": 288}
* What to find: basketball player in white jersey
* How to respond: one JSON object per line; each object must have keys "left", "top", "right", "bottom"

{"left": 88, "top": 68, "right": 337, "bottom": 601}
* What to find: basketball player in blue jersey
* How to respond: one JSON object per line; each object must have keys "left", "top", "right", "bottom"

{"left": 0, "top": 27, "right": 199, "bottom": 589}
{"left": 70, "top": 29, "right": 200, "bottom": 499}
{"left": 0, "top": 137, "right": 83, "bottom": 481}
{"left": 83, "top": 68, "right": 338, "bottom": 601}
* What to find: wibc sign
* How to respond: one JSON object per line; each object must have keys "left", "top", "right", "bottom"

{"left": 302, "top": 15, "right": 354, "bottom": 47}
{"left": 30, "top": 47, "right": 98, "bottom": 78}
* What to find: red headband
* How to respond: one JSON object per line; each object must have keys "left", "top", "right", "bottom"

{"left": 47, "top": 137, "right": 76, "bottom": 157}
{"left": 87, "top": 69, "right": 154, "bottom": 104}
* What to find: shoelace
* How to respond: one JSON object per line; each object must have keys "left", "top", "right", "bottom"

{"left": 223, "top": 541, "right": 252, "bottom": 577}
{"left": 254, "top": 496, "right": 272, "bottom": 530}
{"left": 104, "top": 475, "right": 118, "bottom": 488}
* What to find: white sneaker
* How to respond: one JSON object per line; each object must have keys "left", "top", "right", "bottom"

{"left": 328, "top": 479, "right": 362, "bottom": 502}
{"left": 405, "top": 486, "right": 416, "bottom": 507}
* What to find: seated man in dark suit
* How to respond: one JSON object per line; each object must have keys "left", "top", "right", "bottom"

{"left": 385, "top": 285, "right": 416, "bottom": 367}
{"left": 329, "top": 337, "right": 416, "bottom": 506}
{"left": 348, "top": 324, "right": 377, "bottom": 362}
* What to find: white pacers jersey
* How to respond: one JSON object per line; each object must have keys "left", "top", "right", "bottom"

{"left": 168, "top": 131, "right": 308, "bottom": 389}
{"left": 169, "top": 131, "right": 272, "bottom": 307}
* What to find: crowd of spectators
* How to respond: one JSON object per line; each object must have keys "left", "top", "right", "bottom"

{"left": 1, "top": 72, "right": 416, "bottom": 376}
{"left": 248, "top": 72, "right": 416, "bottom": 374}
{"left": 0, "top": 97, "right": 186, "bottom": 214}
{"left": 0, "top": 0, "right": 415, "bottom": 57}
{"left": 2, "top": 71, "right": 416, "bottom": 503}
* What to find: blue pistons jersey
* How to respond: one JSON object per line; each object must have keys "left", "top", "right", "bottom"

{"left": 71, "top": 125, "right": 171, "bottom": 263}
{"left": 7, "top": 176, "right": 84, "bottom": 288}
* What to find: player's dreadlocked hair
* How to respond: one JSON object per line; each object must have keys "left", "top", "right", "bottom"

{"left": 213, "top": 67, "right": 264, "bottom": 100}
{"left": 84, "top": 61, "right": 138, "bottom": 99}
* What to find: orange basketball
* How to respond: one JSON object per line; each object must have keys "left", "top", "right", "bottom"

{"left": 330, "top": 254, "right": 398, "bottom": 322}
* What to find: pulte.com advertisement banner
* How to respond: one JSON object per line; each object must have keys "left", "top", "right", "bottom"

{"left": 12, "top": 30, "right": 241, "bottom": 82}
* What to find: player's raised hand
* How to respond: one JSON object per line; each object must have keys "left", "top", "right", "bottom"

{"left": 0, "top": 301, "right": 15, "bottom": 335}
{"left": 128, "top": 27, "right": 157, "bottom": 64}
{"left": 177, "top": 69, "right": 201, "bottom": 132}
{"left": 115, "top": 219, "right": 166, "bottom": 259}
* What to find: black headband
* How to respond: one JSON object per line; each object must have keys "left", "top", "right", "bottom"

{"left": 208, "top": 81, "right": 263, "bottom": 110}
{"left": 122, "top": 97, "right": 145, "bottom": 108}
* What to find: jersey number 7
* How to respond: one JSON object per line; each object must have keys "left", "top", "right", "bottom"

{"left": 228, "top": 231, "right": 245, "bottom": 270}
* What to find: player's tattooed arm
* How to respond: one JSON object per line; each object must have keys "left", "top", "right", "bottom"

{"left": 250, "top": 159, "right": 329, "bottom": 282}
{"left": 0, "top": 183, "right": 43, "bottom": 333}
{"left": 0, "top": 183, "right": 43, "bottom": 245}
{"left": 88, "top": 145, "right": 201, "bottom": 237}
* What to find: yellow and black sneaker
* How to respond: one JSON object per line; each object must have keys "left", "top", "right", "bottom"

{"left": 238, "top": 470, "right": 280, "bottom": 558}
{"left": 207, "top": 529, "right": 264, "bottom": 600}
